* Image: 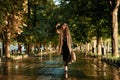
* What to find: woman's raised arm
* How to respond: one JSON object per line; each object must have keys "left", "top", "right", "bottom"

{"left": 56, "top": 23, "right": 61, "bottom": 34}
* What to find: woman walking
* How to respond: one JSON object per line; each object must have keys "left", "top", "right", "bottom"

{"left": 56, "top": 23, "right": 72, "bottom": 71}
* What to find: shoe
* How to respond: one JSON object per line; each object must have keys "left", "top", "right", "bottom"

{"left": 64, "top": 66, "right": 68, "bottom": 71}
{"left": 65, "top": 72, "right": 68, "bottom": 78}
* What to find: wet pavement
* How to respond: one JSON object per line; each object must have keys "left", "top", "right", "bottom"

{"left": 0, "top": 52, "right": 120, "bottom": 80}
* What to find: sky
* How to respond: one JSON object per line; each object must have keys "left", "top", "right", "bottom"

{"left": 53, "top": 0, "right": 60, "bottom": 5}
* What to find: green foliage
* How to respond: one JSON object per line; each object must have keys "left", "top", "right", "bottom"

{"left": 55, "top": 0, "right": 112, "bottom": 43}
{"left": 17, "top": 0, "right": 57, "bottom": 44}
{"left": 0, "top": 0, "right": 118, "bottom": 46}
{"left": 92, "top": 0, "right": 111, "bottom": 39}
{"left": 0, "top": 0, "right": 25, "bottom": 41}
{"left": 52, "top": 0, "right": 95, "bottom": 43}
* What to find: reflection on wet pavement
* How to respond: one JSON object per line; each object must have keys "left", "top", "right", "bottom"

{"left": 0, "top": 53, "right": 120, "bottom": 80}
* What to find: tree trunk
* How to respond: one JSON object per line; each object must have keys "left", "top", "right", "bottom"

{"left": 85, "top": 43, "right": 89, "bottom": 54}
{"left": 107, "top": 0, "right": 120, "bottom": 57}
{"left": 26, "top": 0, "right": 30, "bottom": 54}
{"left": 97, "top": 37, "right": 102, "bottom": 55}
{"left": 102, "top": 41, "right": 106, "bottom": 56}
{"left": 106, "top": 41, "right": 110, "bottom": 53}
{"left": 2, "top": 43, "right": 5, "bottom": 56}
{"left": 111, "top": 5, "right": 119, "bottom": 57}
{"left": 5, "top": 30, "right": 11, "bottom": 58}
{"left": 92, "top": 39, "right": 97, "bottom": 53}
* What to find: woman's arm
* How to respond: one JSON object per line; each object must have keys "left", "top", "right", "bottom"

{"left": 56, "top": 23, "right": 61, "bottom": 34}
{"left": 56, "top": 29, "right": 60, "bottom": 34}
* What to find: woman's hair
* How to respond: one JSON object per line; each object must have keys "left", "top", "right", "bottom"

{"left": 62, "top": 23, "right": 70, "bottom": 35}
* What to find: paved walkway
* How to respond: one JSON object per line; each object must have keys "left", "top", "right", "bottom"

{"left": 0, "top": 52, "right": 120, "bottom": 80}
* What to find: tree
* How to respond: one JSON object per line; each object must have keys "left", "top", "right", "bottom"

{"left": 92, "top": 0, "right": 111, "bottom": 55}
{"left": 17, "top": 0, "right": 57, "bottom": 54}
{"left": 0, "top": 0, "right": 26, "bottom": 58}
{"left": 107, "top": 0, "right": 120, "bottom": 57}
{"left": 55, "top": 0, "right": 114, "bottom": 55}
{"left": 53, "top": 0, "right": 95, "bottom": 43}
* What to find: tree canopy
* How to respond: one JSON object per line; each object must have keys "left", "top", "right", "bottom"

{"left": 0, "top": 0, "right": 120, "bottom": 57}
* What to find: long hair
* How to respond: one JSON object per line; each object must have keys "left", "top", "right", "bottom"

{"left": 62, "top": 23, "right": 70, "bottom": 36}
{"left": 58, "top": 23, "right": 72, "bottom": 54}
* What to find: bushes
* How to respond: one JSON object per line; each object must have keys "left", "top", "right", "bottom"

{"left": 102, "top": 55, "right": 120, "bottom": 67}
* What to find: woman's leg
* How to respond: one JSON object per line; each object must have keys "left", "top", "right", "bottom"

{"left": 62, "top": 42, "right": 70, "bottom": 71}
{"left": 64, "top": 61, "right": 68, "bottom": 71}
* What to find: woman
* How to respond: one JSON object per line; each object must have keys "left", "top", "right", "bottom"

{"left": 56, "top": 23, "right": 72, "bottom": 71}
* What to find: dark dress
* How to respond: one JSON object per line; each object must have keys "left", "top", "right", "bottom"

{"left": 62, "top": 34, "right": 71, "bottom": 66}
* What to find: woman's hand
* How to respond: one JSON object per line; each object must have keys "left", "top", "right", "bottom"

{"left": 56, "top": 23, "right": 61, "bottom": 28}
